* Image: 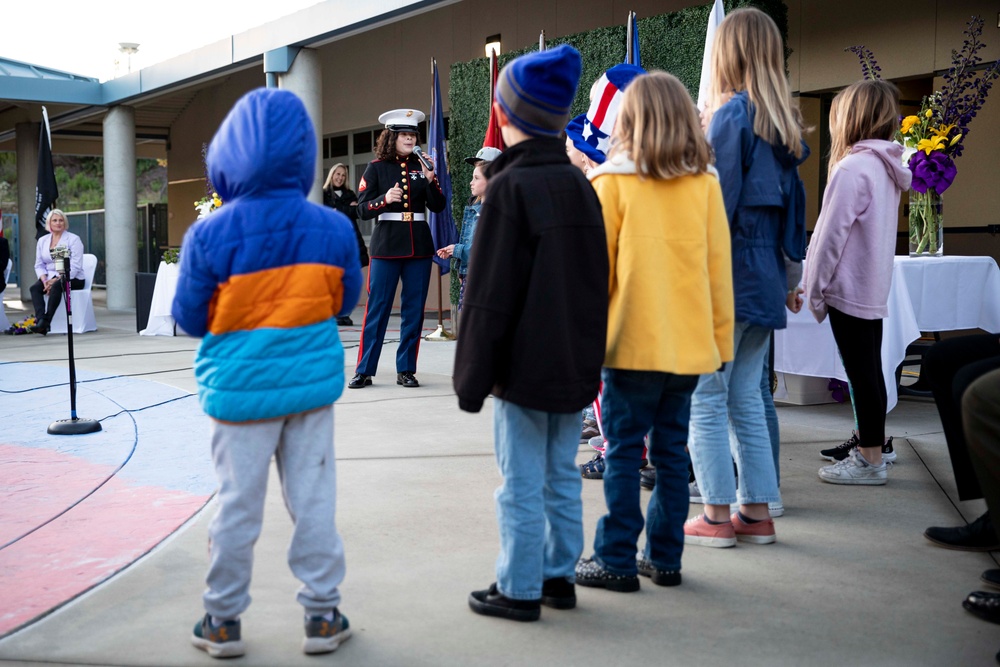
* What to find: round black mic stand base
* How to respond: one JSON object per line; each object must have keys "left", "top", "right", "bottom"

{"left": 48, "top": 418, "right": 102, "bottom": 435}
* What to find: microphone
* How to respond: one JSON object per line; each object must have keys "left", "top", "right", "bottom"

{"left": 412, "top": 145, "right": 434, "bottom": 171}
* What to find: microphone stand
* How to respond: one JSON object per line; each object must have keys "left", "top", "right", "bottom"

{"left": 47, "top": 247, "right": 101, "bottom": 435}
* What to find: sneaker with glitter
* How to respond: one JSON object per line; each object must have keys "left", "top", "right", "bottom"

{"left": 191, "top": 614, "right": 245, "bottom": 659}
{"left": 731, "top": 512, "right": 776, "bottom": 544}
{"left": 683, "top": 514, "right": 737, "bottom": 548}
{"left": 303, "top": 609, "right": 351, "bottom": 655}
{"left": 818, "top": 448, "right": 888, "bottom": 485}
{"left": 575, "top": 557, "right": 640, "bottom": 592}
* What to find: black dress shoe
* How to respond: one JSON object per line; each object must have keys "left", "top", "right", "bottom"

{"left": 924, "top": 511, "right": 1000, "bottom": 551}
{"left": 540, "top": 577, "right": 576, "bottom": 609}
{"left": 396, "top": 371, "right": 419, "bottom": 388}
{"left": 982, "top": 569, "right": 1000, "bottom": 589}
{"left": 963, "top": 590, "right": 1000, "bottom": 624}
{"left": 31, "top": 321, "right": 50, "bottom": 335}
{"left": 640, "top": 467, "right": 656, "bottom": 490}
{"left": 348, "top": 373, "right": 372, "bottom": 389}
{"left": 336, "top": 316, "right": 354, "bottom": 326}
{"left": 468, "top": 583, "right": 540, "bottom": 622}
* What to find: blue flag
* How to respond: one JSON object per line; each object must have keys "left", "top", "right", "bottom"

{"left": 428, "top": 60, "right": 456, "bottom": 275}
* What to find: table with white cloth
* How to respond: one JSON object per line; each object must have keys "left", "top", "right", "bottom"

{"left": 139, "top": 261, "right": 180, "bottom": 336}
{"left": 774, "top": 255, "right": 1000, "bottom": 412}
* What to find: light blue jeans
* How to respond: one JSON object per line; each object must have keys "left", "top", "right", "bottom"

{"left": 493, "top": 399, "right": 583, "bottom": 600}
{"left": 689, "top": 321, "right": 780, "bottom": 506}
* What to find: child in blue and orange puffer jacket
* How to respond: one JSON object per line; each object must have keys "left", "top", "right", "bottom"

{"left": 173, "top": 88, "right": 361, "bottom": 660}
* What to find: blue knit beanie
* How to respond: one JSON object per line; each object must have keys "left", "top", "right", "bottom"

{"left": 495, "top": 44, "right": 582, "bottom": 138}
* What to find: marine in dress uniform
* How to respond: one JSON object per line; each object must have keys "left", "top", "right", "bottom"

{"left": 350, "top": 109, "right": 447, "bottom": 388}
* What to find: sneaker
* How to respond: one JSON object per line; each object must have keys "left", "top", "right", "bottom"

{"left": 768, "top": 501, "right": 785, "bottom": 518}
{"left": 821, "top": 432, "right": 897, "bottom": 464}
{"left": 731, "top": 512, "right": 776, "bottom": 544}
{"left": 303, "top": 609, "right": 352, "bottom": 655}
{"left": 925, "top": 512, "right": 1000, "bottom": 552}
{"left": 636, "top": 557, "right": 681, "bottom": 586}
{"left": 541, "top": 577, "right": 576, "bottom": 609}
{"left": 468, "top": 583, "right": 541, "bottom": 622}
{"left": 191, "top": 614, "right": 245, "bottom": 659}
{"left": 580, "top": 453, "right": 605, "bottom": 479}
{"left": 689, "top": 480, "right": 704, "bottom": 504}
{"left": 683, "top": 514, "right": 737, "bottom": 548}
{"left": 639, "top": 468, "right": 655, "bottom": 490}
{"left": 818, "top": 449, "right": 887, "bottom": 485}
{"left": 575, "top": 557, "right": 640, "bottom": 592}
{"left": 580, "top": 419, "right": 599, "bottom": 443}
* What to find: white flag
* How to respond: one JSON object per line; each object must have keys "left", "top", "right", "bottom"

{"left": 696, "top": 0, "right": 725, "bottom": 112}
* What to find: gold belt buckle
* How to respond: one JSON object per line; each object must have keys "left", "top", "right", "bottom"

{"left": 402, "top": 212, "right": 413, "bottom": 222}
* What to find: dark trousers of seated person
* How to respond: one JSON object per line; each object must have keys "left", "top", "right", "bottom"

{"left": 923, "top": 334, "right": 1000, "bottom": 501}
{"left": 30, "top": 277, "right": 85, "bottom": 324}
{"left": 963, "top": 368, "right": 1000, "bottom": 544}
{"left": 828, "top": 307, "right": 885, "bottom": 452}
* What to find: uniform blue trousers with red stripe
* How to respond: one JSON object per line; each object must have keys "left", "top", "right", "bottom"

{"left": 356, "top": 256, "right": 431, "bottom": 377}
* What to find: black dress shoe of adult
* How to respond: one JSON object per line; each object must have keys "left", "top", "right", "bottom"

{"left": 31, "top": 321, "right": 50, "bottom": 335}
{"left": 468, "top": 583, "right": 540, "bottom": 622}
{"left": 348, "top": 373, "right": 372, "bottom": 389}
{"left": 396, "top": 371, "right": 419, "bottom": 388}
{"left": 963, "top": 590, "right": 1000, "bottom": 624}
{"left": 336, "top": 316, "right": 353, "bottom": 326}
{"left": 924, "top": 511, "right": 1000, "bottom": 551}
{"left": 982, "top": 569, "right": 1000, "bottom": 589}
{"left": 540, "top": 577, "right": 576, "bottom": 609}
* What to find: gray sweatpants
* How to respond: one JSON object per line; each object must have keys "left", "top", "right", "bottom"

{"left": 203, "top": 405, "right": 345, "bottom": 618}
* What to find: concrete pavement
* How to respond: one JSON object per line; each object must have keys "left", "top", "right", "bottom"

{"left": 0, "top": 290, "right": 997, "bottom": 666}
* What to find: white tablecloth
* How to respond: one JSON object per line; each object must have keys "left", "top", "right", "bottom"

{"left": 139, "top": 261, "right": 179, "bottom": 336}
{"left": 774, "top": 255, "right": 1000, "bottom": 411}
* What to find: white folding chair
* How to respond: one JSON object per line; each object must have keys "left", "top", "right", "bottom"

{"left": 48, "top": 254, "right": 98, "bottom": 334}
{"left": 0, "top": 258, "right": 11, "bottom": 330}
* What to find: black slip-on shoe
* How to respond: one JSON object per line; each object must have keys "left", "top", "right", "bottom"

{"left": 637, "top": 557, "right": 681, "bottom": 586}
{"left": 541, "top": 577, "right": 576, "bottom": 609}
{"left": 575, "top": 557, "right": 640, "bottom": 592}
{"left": 348, "top": 373, "right": 372, "bottom": 389}
{"left": 468, "top": 583, "right": 540, "bottom": 622}
{"left": 924, "top": 512, "right": 1000, "bottom": 551}
{"left": 396, "top": 371, "right": 419, "bottom": 387}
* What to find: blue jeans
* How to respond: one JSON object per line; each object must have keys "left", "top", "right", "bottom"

{"left": 689, "top": 321, "right": 780, "bottom": 506}
{"left": 593, "top": 368, "right": 699, "bottom": 574}
{"left": 760, "top": 346, "right": 780, "bottom": 487}
{"left": 492, "top": 399, "right": 583, "bottom": 600}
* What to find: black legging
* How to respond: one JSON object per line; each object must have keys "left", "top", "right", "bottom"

{"left": 828, "top": 307, "right": 886, "bottom": 452}
{"left": 923, "top": 334, "right": 1000, "bottom": 501}
{"left": 30, "top": 277, "right": 85, "bottom": 324}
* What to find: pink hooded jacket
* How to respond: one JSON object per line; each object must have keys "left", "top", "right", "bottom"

{"left": 805, "top": 139, "right": 912, "bottom": 322}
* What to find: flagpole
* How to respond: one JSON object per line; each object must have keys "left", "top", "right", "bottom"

{"left": 626, "top": 12, "right": 634, "bottom": 64}
{"left": 539, "top": 30, "right": 545, "bottom": 51}
{"left": 426, "top": 57, "right": 455, "bottom": 341}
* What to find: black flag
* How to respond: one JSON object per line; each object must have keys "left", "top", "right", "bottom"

{"left": 35, "top": 107, "right": 58, "bottom": 241}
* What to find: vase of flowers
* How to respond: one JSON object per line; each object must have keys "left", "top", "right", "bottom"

{"left": 848, "top": 16, "right": 999, "bottom": 256}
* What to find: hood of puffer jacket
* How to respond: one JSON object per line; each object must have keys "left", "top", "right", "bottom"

{"left": 850, "top": 139, "right": 912, "bottom": 191}
{"left": 207, "top": 88, "right": 316, "bottom": 202}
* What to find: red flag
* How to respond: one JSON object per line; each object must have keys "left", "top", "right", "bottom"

{"left": 482, "top": 48, "right": 505, "bottom": 150}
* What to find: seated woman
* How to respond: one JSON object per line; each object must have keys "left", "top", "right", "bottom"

{"left": 30, "top": 209, "right": 84, "bottom": 335}
{"left": 323, "top": 163, "right": 369, "bottom": 326}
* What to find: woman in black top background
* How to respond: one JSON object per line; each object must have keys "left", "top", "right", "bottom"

{"left": 323, "top": 163, "right": 369, "bottom": 325}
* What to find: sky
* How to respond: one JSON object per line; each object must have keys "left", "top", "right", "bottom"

{"left": 1, "top": 1, "right": 324, "bottom": 81}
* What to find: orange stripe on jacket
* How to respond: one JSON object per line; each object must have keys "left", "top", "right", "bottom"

{"left": 208, "top": 263, "right": 345, "bottom": 335}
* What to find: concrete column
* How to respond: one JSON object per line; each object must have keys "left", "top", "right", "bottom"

{"left": 103, "top": 105, "right": 137, "bottom": 310}
{"left": 277, "top": 48, "right": 322, "bottom": 204}
{"left": 15, "top": 121, "right": 39, "bottom": 300}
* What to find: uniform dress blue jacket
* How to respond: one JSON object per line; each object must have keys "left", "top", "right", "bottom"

{"left": 708, "top": 91, "right": 809, "bottom": 330}
{"left": 172, "top": 88, "right": 362, "bottom": 422}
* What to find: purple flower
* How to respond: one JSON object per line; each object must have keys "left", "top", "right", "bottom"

{"left": 909, "top": 151, "right": 958, "bottom": 194}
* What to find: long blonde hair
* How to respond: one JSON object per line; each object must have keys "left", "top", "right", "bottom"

{"left": 828, "top": 79, "right": 900, "bottom": 177}
{"left": 710, "top": 7, "right": 803, "bottom": 157}
{"left": 611, "top": 71, "right": 712, "bottom": 179}
{"left": 323, "top": 163, "right": 349, "bottom": 190}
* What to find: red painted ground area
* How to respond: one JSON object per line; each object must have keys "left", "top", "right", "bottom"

{"left": 0, "top": 445, "right": 118, "bottom": 547}
{"left": 0, "top": 445, "right": 210, "bottom": 637}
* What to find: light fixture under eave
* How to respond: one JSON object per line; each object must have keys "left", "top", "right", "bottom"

{"left": 485, "top": 34, "right": 501, "bottom": 58}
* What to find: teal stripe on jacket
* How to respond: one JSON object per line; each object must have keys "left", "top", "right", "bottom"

{"left": 194, "top": 318, "right": 344, "bottom": 422}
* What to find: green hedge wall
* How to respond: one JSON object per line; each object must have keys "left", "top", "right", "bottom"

{"left": 446, "top": 0, "right": 787, "bottom": 303}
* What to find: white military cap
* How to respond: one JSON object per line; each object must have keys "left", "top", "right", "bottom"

{"left": 378, "top": 109, "right": 425, "bottom": 132}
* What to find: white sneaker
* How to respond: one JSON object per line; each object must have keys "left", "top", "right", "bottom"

{"left": 818, "top": 449, "right": 887, "bottom": 485}
{"left": 768, "top": 501, "right": 784, "bottom": 518}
